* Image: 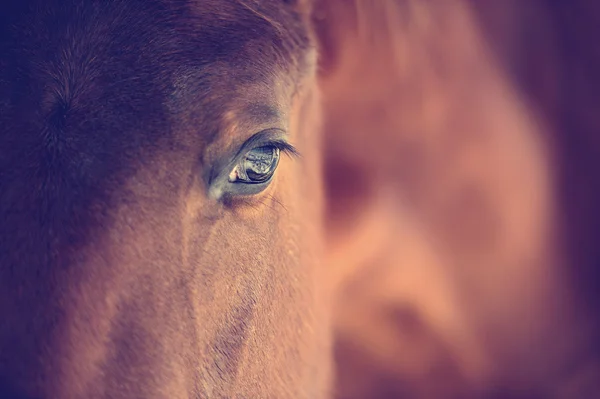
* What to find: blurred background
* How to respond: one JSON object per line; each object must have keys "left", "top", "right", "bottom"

{"left": 312, "top": 1, "right": 600, "bottom": 398}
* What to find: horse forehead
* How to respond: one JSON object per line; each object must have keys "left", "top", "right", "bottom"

{"left": 0, "top": 0, "right": 307, "bottom": 144}
{"left": 1, "top": 0, "right": 303, "bottom": 76}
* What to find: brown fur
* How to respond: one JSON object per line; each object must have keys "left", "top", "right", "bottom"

{"left": 0, "top": 1, "right": 331, "bottom": 398}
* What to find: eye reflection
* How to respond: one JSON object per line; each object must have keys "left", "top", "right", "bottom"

{"left": 229, "top": 145, "right": 280, "bottom": 184}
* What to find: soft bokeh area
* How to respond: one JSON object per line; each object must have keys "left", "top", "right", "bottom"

{"left": 316, "top": 1, "right": 600, "bottom": 398}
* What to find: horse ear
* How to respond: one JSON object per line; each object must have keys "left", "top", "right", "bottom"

{"left": 307, "top": 1, "right": 399, "bottom": 76}
{"left": 281, "top": 0, "right": 314, "bottom": 15}
{"left": 307, "top": 0, "right": 347, "bottom": 76}
{"left": 281, "top": 0, "right": 363, "bottom": 75}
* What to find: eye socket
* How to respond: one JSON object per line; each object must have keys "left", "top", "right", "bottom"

{"left": 228, "top": 145, "right": 280, "bottom": 184}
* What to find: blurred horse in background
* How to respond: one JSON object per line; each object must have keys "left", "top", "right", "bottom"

{"left": 316, "top": 1, "right": 600, "bottom": 398}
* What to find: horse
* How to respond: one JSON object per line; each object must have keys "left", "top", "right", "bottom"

{"left": 0, "top": 1, "right": 331, "bottom": 398}
{"left": 314, "top": 1, "right": 600, "bottom": 398}
{"left": 2, "top": 0, "right": 600, "bottom": 398}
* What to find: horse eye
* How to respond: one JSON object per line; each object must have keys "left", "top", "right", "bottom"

{"left": 208, "top": 132, "right": 297, "bottom": 201}
{"left": 229, "top": 145, "right": 280, "bottom": 184}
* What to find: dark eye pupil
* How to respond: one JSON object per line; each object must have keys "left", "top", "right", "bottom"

{"left": 243, "top": 146, "right": 279, "bottom": 182}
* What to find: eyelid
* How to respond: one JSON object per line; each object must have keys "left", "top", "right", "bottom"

{"left": 233, "top": 129, "right": 300, "bottom": 161}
